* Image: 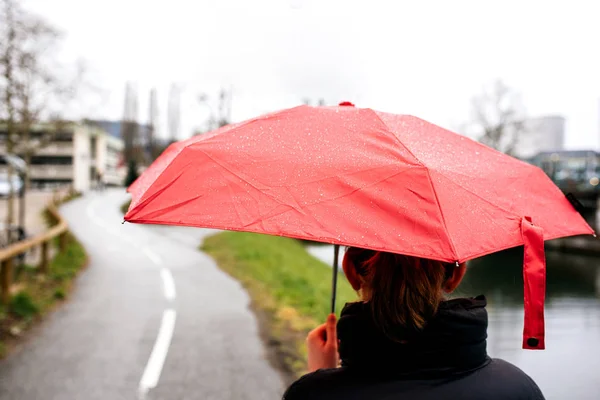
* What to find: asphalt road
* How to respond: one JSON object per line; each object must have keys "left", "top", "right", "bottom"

{"left": 0, "top": 189, "right": 284, "bottom": 400}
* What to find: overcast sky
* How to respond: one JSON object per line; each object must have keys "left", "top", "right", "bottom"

{"left": 24, "top": 0, "right": 600, "bottom": 149}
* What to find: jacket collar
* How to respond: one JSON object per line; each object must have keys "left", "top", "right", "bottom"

{"left": 337, "top": 296, "right": 489, "bottom": 377}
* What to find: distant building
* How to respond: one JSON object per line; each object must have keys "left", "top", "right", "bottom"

{"left": 86, "top": 119, "right": 154, "bottom": 163}
{"left": 515, "top": 115, "right": 566, "bottom": 160}
{"left": 530, "top": 150, "right": 598, "bottom": 180}
{"left": 0, "top": 122, "right": 125, "bottom": 192}
{"left": 528, "top": 150, "right": 599, "bottom": 208}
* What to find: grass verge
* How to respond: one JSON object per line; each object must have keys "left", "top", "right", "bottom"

{"left": 202, "top": 231, "right": 357, "bottom": 382}
{"left": 120, "top": 199, "right": 131, "bottom": 215}
{"left": 0, "top": 198, "right": 87, "bottom": 358}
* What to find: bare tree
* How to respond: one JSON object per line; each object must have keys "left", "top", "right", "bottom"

{"left": 1, "top": 0, "right": 81, "bottom": 239}
{"left": 471, "top": 80, "right": 526, "bottom": 156}
{"left": 216, "top": 88, "right": 231, "bottom": 128}
{"left": 1, "top": 0, "right": 19, "bottom": 233}
{"left": 197, "top": 87, "right": 232, "bottom": 133}
{"left": 302, "top": 97, "right": 326, "bottom": 106}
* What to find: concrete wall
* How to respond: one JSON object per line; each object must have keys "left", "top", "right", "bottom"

{"left": 72, "top": 126, "right": 91, "bottom": 192}
{"left": 104, "top": 135, "right": 124, "bottom": 186}
{"left": 73, "top": 124, "right": 125, "bottom": 190}
{"left": 95, "top": 133, "right": 107, "bottom": 178}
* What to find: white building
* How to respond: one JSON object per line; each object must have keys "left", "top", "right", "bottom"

{"left": 1, "top": 122, "right": 125, "bottom": 192}
{"left": 88, "top": 129, "right": 125, "bottom": 188}
{"left": 515, "top": 115, "right": 566, "bottom": 160}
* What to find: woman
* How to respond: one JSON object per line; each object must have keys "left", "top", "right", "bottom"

{"left": 283, "top": 247, "right": 545, "bottom": 400}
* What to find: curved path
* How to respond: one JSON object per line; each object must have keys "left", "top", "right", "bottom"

{"left": 0, "top": 190, "right": 284, "bottom": 400}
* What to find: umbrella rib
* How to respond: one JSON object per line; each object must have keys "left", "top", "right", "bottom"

{"left": 368, "top": 109, "right": 426, "bottom": 168}
{"left": 132, "top": 193, "right": 205, "bottom": 221}
{"left": 132, "top": 108, "right": 300, "bottom": 205}
{"left": 369, "top": 110, "right": 459, "bottom": 261}
{"left": 433, "top": 170, "right": 525, "bottom": 218}
{"left": 197, "top": 149, "right": 299, "bottom": 213}
{"left": 127, "top": 167, "right": 188, "bottom": 219}
{"left": 272, "top": 164, "right": 414, "bottom": 188}
{"left": 424, "top": 169, "right": 461, "bottom": 261}
{"left": 222, "top": 170, "right": 256, "bottom": 229}
{"left": 279, "top": 165, "right": 419, "bottom": 210}
{"left": 317, "top": 167, "right": 419, "bottom": 203}
{"left": 245, "top": 167, "right": 424, "bottom": 229}
{"left": 238, "top": 166, "right": 421, "bottom": 235}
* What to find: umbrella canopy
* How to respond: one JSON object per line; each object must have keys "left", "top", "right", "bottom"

{"left": 125, "top": 103, "right": 593, "bottom": 350}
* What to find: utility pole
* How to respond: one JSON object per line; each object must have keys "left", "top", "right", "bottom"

{"left": 148, "top": 88, "right": 158, "bottom": 160}
{"left": 168, "top": 83, "right": 180, "bottom": 142}
{"left": 215, "top": 87, "right": 233, "bottom": 128}
{"left": 121, "top": 82, "right": 139, "bottom": 163}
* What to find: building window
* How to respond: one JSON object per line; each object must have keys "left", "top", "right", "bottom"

{"left": 90, "top": 137, "right": 98, "bottom": 158}
{"left": 31, "top": 156, "right": 73, "bottom": 165}
{"left": 53, "top": 132, "right": 74, "bottom": 142}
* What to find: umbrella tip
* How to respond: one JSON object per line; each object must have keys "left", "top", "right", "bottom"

{"left": 338, "top": 101, "right": 355, "bottom": 107}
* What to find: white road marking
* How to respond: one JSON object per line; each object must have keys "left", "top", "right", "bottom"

{"left": 143, "top": 247, "right": 162, "bottom": 265}
{"left": 87, "top": 195, "right": 178, "bottom": 397}
{"left": 88, "top": 199, "right": 161, "bottom": 258}
{"left": 160, "top": 268, "right": 176, "bottom": 301}
{"left": 170, "top": 232, "right": 195, "bottom": 245}
{"left": 87, "top": 200, "right": 135, "bottom": 244}
{"left": 138, "top": 309, "right": 177, "bottom": 399}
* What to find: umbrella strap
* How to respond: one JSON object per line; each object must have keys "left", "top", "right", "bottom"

{"left": 521, "top": 216, "right": 546, "bottom": 350}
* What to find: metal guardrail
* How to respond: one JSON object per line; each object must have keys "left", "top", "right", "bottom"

{"left": 0, "top": 193, "right": 69, "bottom": 304}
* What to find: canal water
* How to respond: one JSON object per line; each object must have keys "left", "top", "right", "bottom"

{"left": 307, "top": 245, "right": 600, "bottom": 400}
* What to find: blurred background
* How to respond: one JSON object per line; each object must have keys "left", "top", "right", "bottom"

{"left": 0, "top": 0, "right": 599, "bottom": 399}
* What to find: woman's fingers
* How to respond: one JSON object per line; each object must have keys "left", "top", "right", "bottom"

{"left": 306, "top": 315, "right": 340, "bottom": 372}
{"left": 325, "top": 314, "right": 337, "bottom": 345}
{"left": 307, "top": 323, "right": 327, "bottom": 345}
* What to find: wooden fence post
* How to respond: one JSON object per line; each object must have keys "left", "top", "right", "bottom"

{"left": 1, "top": 258, "right": 14, "bottom": 305}
{"left": 40, "top": 241, "right": 49, "bottom": 274}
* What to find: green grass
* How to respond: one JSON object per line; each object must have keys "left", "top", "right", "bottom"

{"left": 121, "top": 199, "right": 131, "bottom": 215}
{"left": 9, "top": 292, "right": 39, "bottom": 319}
{"left": 202, "top": 232, "right": 357, "bottom": 378}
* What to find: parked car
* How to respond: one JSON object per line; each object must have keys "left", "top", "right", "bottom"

{"left": 0, "top": 174, "right": 24, "bottom": 198}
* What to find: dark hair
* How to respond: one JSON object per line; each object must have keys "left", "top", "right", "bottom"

{"left": 343, "top": 247, "right": 455, "bottom": 338}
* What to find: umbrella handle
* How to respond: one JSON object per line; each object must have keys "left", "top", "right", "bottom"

{"left": 331, "top": 244, "right": 340, "bottom": 314}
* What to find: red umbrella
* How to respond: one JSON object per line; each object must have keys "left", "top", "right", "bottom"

{"left": 125, "top": 103, "right": 593, "bottom": 350}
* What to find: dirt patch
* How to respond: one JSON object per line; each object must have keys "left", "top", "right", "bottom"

{"left": 201, "top": 231, "right": 357, "bottom": 387}
{"left": 248, "top": 300, "right": 306, "bottom": 388}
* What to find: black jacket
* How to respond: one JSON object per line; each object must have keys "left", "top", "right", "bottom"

{"left": 283, "top": 296, "right": 545, "bottom": 400}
